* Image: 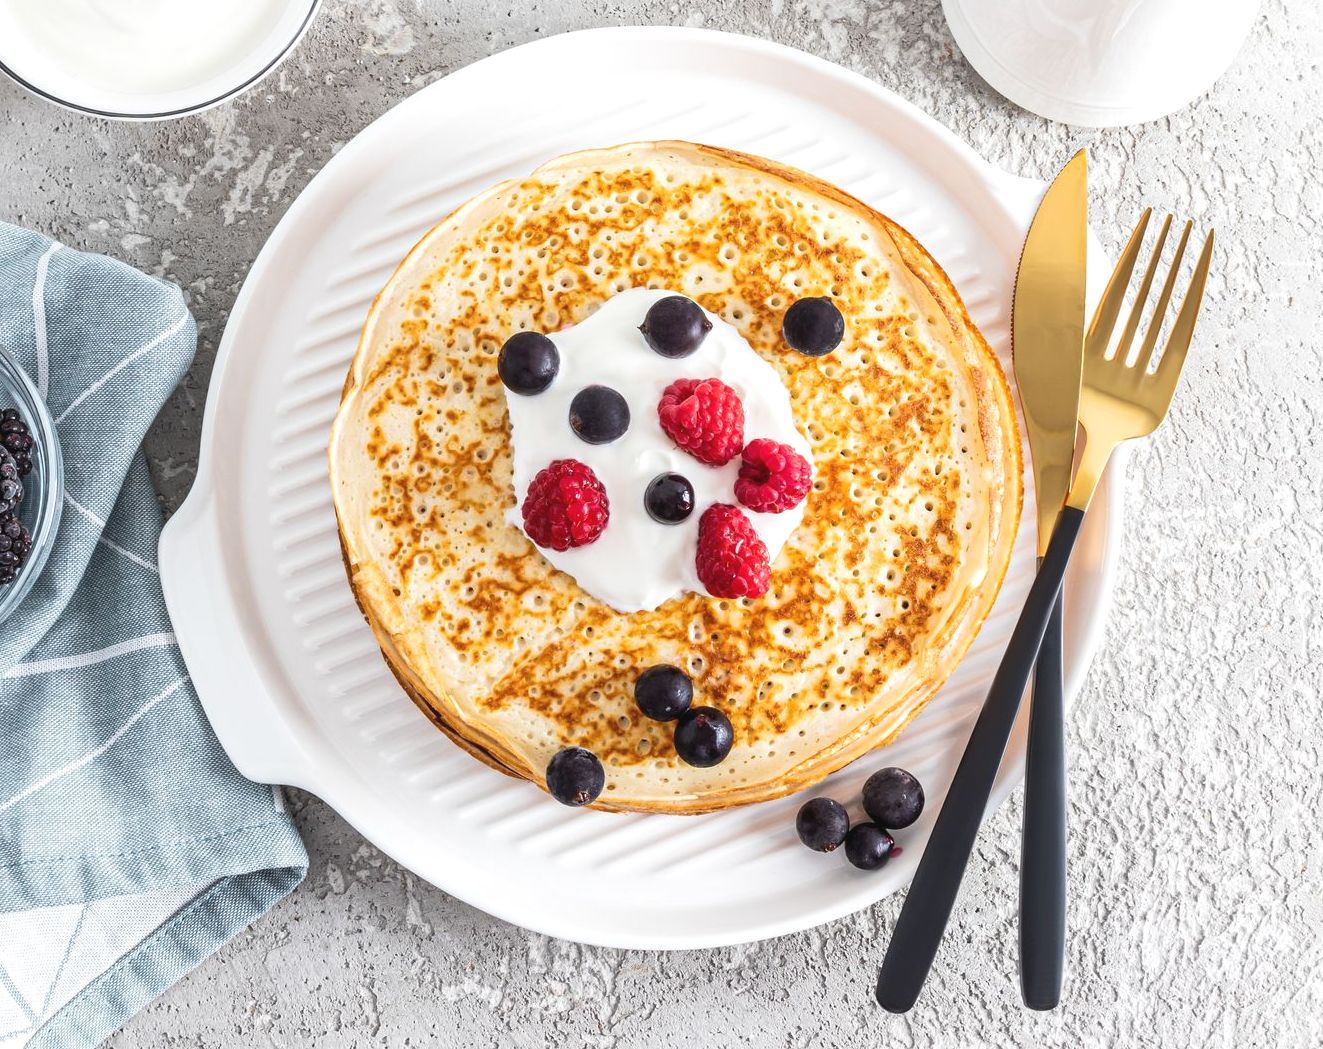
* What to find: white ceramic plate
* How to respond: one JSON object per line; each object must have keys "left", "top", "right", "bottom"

{"left": 159, "top": 27, "right": 1122, "bottom": 950}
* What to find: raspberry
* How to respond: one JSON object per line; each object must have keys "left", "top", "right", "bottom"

{"left": 695, "top": 504, "right": 770, "bottom": 599}
{"left": 734, "top": 438, "right": 812, "bottom": 513}
{"left": 658, "top": 378, "right": 744, "bottom": 466}
{"left": 522, "top": 459, "right": 609, "bottom": 551}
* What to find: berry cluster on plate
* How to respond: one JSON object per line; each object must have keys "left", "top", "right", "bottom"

{"left": 0, "top": 408, "right": 35, "bottom": 586}
{"left": 498, "top": 292, "right": 846, "bottom": 807}
{"left": 501, "top": 294, "right": 841, "bottom": 601}
{"left": 546, "top": 662, "right": 731, "bottom": 807}
{"left": 796, "top": 767, "right": 925, "bottom": 871}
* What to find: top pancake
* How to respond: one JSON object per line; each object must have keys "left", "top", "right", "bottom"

{"left": 329, "top": 142, "right": 1022, "bottom": 813}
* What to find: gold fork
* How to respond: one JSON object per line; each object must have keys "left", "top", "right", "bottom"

{"left": 877, "top": 211, "right": 1215, "bottom": 1013}
{"left": 1069, "top": 210, "right": 1213, "bottom": 513}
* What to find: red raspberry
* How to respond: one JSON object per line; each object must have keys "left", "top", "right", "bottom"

{"left": 522, "top": 459, "right": 609, "bottom": 551}
{"left": 695, "top": 504, "right": 770, "bottom": 599}
{"left": 658, "top": 378, "right": 744, "bottom": 466}
{"left": 735, "top": 438, "right": 812, "bottom": 513}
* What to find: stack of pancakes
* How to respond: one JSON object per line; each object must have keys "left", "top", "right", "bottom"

{"left": 329, "top": 142, "right": 1021, "bottom": 813}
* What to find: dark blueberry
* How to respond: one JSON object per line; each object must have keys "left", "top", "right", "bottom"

{"left": 0, "top": 512, "right": 28, "bottom": 565}
{"left": 569, "top": 385, "right": 630, "bottom": 444}
{"left": 844, "top": 822, "right": 895, "bottom": 870}
{"left": 862, "top": 767, "right": 925, "bottom": 830}
{"left": 0, "top": 410, "right": 33, "bottom": 475}
{"left": 545, "top": 746, "right": 605, "bottom": 807}
{"left": 0, "top": 410, "right": 32, "bottom": 476}
{"left": 782, "top": 297, "right": 845, "bottom": 357}
{"left": 796, "top": 797, "right": 850, "bottom": 853}
{"left": 634, "top": 664, "right": 693, "bottom": 722}
{"left": 643, "top": 472, "right": 694, "bottom": 524}
{"left": 673, "top": 706, "right": 734, "bottom": 768}
{"left": 0, "top": 511, "right": 29, "bottom": 585}
{"left": 639, "top": 295, "right": 711, "bottom": 359}
{"left": 0, "top": 447, "right": 21, "bottom": 516}
{"left": 498, "top": 331, "right": 559, "bottom": 395}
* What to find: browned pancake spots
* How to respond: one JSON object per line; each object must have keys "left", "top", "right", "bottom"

{"left": 362, "top": 164, "right": 966, "bottom": 766}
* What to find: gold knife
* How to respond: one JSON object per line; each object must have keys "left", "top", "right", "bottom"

{"left": 1011, "top": 150, "right": 1088, "bottom": 1010}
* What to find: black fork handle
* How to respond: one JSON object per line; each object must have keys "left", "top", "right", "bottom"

{"left": 876, "top": 505, "right": 1085, "bottom": 1014}
{"left": 1019, "top": 580, "right": 1067, "bottom": 1009}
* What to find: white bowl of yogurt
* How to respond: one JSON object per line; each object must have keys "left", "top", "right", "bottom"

{"left": 0, "top": 0, "right": 321, "bottom": 120}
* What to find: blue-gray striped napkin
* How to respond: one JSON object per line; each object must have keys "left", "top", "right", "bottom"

{"left": 0, "top": 222, "right": 306, "bottom": 1049}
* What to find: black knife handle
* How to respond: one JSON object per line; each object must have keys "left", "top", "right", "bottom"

{"left": 1019, "top": 583, "right": 1067, "bottom": 1010}
{"left": 876, "top": 505, "right": 1085, "bottom": 1014}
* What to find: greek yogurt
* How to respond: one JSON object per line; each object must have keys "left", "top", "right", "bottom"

{"left": 0, "top": 0, "right": 312, "bottom": 117}
{"left": 504, "top": 289, "right": 812, "bottom": 613}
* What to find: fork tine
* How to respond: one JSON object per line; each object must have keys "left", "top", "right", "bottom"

{"left": 1154, "top": 230, "right": 1215, "bottom": 392}
{"left": 1136, "top": 220, "right": 1193, "bottom": 374}
{"left": 1114, "top": 213, "right": 1173, "bottom": 366}
{"left": 1086, "top": 208, "right": 1152, "bottom": 359}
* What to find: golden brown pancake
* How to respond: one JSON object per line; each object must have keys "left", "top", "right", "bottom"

{"left": 329, "top": 142, "right": 1022, "bottom": 813}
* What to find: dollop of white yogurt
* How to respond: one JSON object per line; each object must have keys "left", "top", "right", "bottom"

{"left": 504, "top": 289, "right": 812, "bottom": 613}
{"left": 0, "top": 0, "right": 295, "bottom": 97}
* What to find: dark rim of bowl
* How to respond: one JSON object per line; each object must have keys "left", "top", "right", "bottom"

{"left": 0, "top": 0, "right": 320, "bottom": 120}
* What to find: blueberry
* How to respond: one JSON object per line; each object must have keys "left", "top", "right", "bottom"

{"left": 862, "top": 767, "right": 925, "bottom": 829}
{"left": 569, "top": 385, "right": 630, "bottom": 444}
{"left": 0, "top": 511, "right": 26, "bottom": 551}
{"left": 498, "top": 331, "right": 559, "bottom": 395}
{"left": 796, "top": 797, "right": 849, "bottom": 853}
{"left": 639, "top": 295, "right": 711, "bottom": 358}
{"left": 0, "top": 506, "right": 24, "bottom": 586}
{"left": 0, "top": 446, "right": 21, "bottom": 517}
{"left": 634, "top": 664, "right": 693, "bottom": 722}
{"left": 0, "top": 410, "right": 33, "bottom": 475}
{"left": 673, "top": 706, "right": 733, "bottom": 767}
{"left": 644, "top": 472, "right": 694, "bottom": 524}
{"left": 782, "top": 297, "right": 845, "bottom": 356}
{"left": 844, "top": 822, "right": 895, "bottom": 870}
{"left": 545, "top": 746, "right": 605, "bottom": 806}
{"left": 0, "top": 410, "right": 31, "bottom": 476}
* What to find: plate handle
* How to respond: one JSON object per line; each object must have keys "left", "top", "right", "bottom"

{"left": 159, "top": 487, "right": 317, "bottom": 788}
{"left": 986, "top": 166, "right": 1052, "bottom": 234}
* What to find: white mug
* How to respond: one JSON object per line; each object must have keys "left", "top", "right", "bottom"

{"left": 942, "top": 0, "right": 1262, "bottom": 127}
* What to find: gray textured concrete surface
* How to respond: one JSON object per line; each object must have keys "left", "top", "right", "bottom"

{"left": 2, "top": 0, "right": 1320, "bottom": 1046}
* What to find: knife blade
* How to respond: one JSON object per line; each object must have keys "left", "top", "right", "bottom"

{"left": 1011, "top": 149, "right": 1087, "bottom": 1011}
{"left": 1013, "top": 150, "right": 1087, "bottom": 553}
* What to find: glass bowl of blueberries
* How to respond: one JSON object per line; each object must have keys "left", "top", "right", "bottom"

{"left": 0, "top": 344, "right": 62, "bottom": 624}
